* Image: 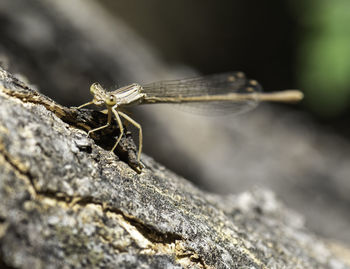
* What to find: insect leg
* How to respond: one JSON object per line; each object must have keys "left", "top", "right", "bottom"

{"left": 87, "top": 107, "right": 112, "bottom": 136}
{"left": 110, "top": 106, "right": 124, "bottom": 153}
{"left": 77, "top": 101, "right": 94, "bottom": 109}
{"left": 118, "top": 111, "right": 142, "bottom": 163}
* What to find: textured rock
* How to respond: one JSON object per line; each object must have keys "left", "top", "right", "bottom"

{"left": 2, "top": 0, "right": 350, "bottom": 246}
{"left": 0, "top": 68, "right": 349, "bottom": 268}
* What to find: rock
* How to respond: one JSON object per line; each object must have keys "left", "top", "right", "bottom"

{"left": 0, "top": 67, "right": 349, "bottom": 268}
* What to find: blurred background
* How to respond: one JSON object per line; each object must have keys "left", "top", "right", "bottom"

{"left": 0, "top": 0, "right": 350, "bottom": 245}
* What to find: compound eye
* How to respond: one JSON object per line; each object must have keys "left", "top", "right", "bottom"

{"left": 106, "top": 95, "right": 116, "bottom": 106}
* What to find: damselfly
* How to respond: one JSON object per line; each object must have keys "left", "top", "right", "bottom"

{"left": 77, "top": 72, "right": 303, "bottom": 164}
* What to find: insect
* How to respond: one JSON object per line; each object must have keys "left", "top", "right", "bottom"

{"left": 77, "top": 72, "right": 303, "bottom": 165}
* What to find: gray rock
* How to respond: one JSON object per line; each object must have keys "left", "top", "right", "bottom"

{"left": 0, "top": 68, "right": 349, "bottom": 268}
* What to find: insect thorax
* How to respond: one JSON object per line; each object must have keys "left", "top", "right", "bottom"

{"left": 113, "top": 83, "right": 145, "bottom": 106}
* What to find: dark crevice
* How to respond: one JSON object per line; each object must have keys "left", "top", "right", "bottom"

{"left": 176, "top": 253, "right": 208, "bottom": 269}
{"left": 67, "top": 195, "right": 184, "bottom": 245}
{"left": 0, "top": 255, "right": 16, "bottom": 269}
{"left": 124, "top": 216, "right": 183, "bottom": 244}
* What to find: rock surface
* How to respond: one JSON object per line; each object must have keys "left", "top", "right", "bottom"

{"left": 0, "top": 68, "right": 349, "bottom": 268}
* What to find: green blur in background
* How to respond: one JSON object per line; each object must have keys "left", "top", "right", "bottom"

{"left": 298, "top": 0, "right": 350, "bottom": 117}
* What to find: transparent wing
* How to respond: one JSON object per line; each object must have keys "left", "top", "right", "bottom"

{"left": 141, "top": 72, "right": 262, "bottom": 115}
